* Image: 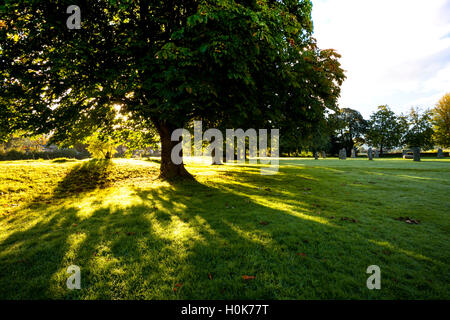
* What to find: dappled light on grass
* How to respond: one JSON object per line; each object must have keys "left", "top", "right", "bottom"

{"left": 0, "top": 158, "right": 449, "bottom": 299}
{"left": 369, "top": 240, "right": 436, "bottom": 263}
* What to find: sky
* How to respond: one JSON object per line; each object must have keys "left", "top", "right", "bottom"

{"left": 311, "top": 0, "right": 450, "bottom": 118}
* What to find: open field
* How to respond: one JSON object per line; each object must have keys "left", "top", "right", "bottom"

{"left": 0, "top": 158, "right": 449, "bottom": 299}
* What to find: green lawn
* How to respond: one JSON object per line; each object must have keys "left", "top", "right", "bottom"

{"left": 0, "top": 157, "right": 449, "bottom": 299}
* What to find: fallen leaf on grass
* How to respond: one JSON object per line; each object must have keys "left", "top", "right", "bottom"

{"left": 173, "top": 283, "right": 183, "bottom": 292}
{"left": 242, "top": 275, "right": 256, "bottom": 280}
{"left": 296, "top": 252, "right": 307, "bottom": 257}
{"left": 259, "top": 221, "right": 269, "bottom": 225}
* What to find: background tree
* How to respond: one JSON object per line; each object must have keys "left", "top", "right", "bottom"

{"left": 328, "top": 108, "right": 367, "bottom": 156}
{"left": 402, "top": 107, "right": 434, "bottom": 150}
{"left": 85, "top": 131, "right": 119, "bottom": 159}
{"left": 0, "top": 131, "right": 49, "bottom": 153}
{"left": 366, "top": 105, "right": 406, "bottom": 154}
{"left": 432, "top": 93, "right": 450, "bottom": 148}
{"left": 1, "top": 0, "right": 344, "bottom": 178}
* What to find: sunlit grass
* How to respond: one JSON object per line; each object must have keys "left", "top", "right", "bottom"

{"left": 0, "top": 157, "right": 449, "bottom": 299}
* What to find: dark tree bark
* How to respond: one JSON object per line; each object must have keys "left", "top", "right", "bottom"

{"left": 156, "top": 122, "right": 193, "bottom": 180}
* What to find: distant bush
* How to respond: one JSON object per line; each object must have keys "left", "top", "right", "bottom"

{"left": 85, "top": 133, "right": 119, "bottom": 159}
{"left": 0, "top": 149, "right": 90, "bottom": 161}
{"left": 380, "top": 152, "right": 449, "bottom": 158}
{"left": 51, "top": 158, "right": 78, "bottom": 163}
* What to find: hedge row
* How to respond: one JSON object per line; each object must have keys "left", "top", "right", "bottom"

{"left": 379, "top": 152, "right": 449, "bottom": 158}
{"left": 0, "top": 149, "right": 90, "bottom": 161}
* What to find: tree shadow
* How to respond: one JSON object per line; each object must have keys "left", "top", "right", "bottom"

{"left": 52, "top": 159, "right": 114, "bottom": 198}
{"left": 0, "top": 161, "right": 448, "bottom": 299}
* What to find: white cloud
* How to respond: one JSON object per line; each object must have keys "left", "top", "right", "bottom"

{"left": 312, "top": 0, "right": 450, "bottom": 117}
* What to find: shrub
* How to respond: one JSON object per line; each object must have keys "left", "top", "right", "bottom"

{"left": 0, "top": 149, "right": 89, "bottom": 161}
{"left": 85, "top": 133, "right": 119, "bottom": 159}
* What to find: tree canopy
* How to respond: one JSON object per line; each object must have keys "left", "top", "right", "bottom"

{"left": 432, "top": 93, "right": 450, "bottom": 148}
{"left": 365, "top": 105, "right": 406, "bottom": 154}
{"left": 402, "top": 107, "right": 434, "bottom": 150}
{"left": 328, "top": 107, "right": 367, "bottom": 155}
{"left": 1, "top": 0, "right": 345, "bottom": 177}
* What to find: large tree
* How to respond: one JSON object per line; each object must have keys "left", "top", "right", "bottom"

{"left": 366, "top": 105, "right": 406, "bottom": 154}
{"left": 328, "top": 107, "right": 367, "bottom": 156}
{"left": 402, "top": 107, "right": 434, "bottom": 150}
{"left": 1, "top": 0, "right": 344, "bottom": 178}
{"left": 432, "top": 93, "right": 450, "bottom": 148}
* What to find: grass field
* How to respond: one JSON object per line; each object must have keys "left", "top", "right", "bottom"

{"left": 0, "top": 157, "right": 449, "bottom": 299}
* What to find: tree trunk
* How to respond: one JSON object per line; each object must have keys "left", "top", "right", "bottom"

{"left": 157, "top": 122, "right": 193, "bottom": 180}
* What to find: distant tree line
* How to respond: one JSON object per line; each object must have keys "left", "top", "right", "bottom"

{"left": 280, "top": 92, "right": 450, "bottom": 156}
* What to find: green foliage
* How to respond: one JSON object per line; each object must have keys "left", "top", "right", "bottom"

{"left": 112, "top": 118, "right": 159, "bottom": 158}
{"left": 0, "top": 132, "right": 88, "bottom": 160}
{"left": 85, "top": 132, "right": 119, "bottom": 159}
{"left": 366, "top": 105, "right": 406, "bottom": 154}
{"left": 432, "top": 93, "right": 450, "bottom": 148}
{"left": 0, "top": 0, "right": 345, "bottom": 176}
{"left": 402, "top": 107, "right": 434, "bottom": 150}
{"left": 0, "top": 132, "right": 49, "bottom": 153}
{"left": 328, "top": 108, "right": 367, "bottom": 154}
{"left": 0, "top": 149, "right": 88, "bottom": 161}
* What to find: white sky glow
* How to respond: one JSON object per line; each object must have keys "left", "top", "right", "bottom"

{"left": 312, "top": 0, "right": 450, "bottom": 117}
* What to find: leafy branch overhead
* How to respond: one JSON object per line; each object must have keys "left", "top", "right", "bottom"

{"left": 1, "top": 0, "right": 345, "bottom": 177}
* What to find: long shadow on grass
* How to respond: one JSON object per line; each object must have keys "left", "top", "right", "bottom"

{"left": 0, "top": 169, "right": 375, "bottom": 299}
{"left": 0, "top": 161, "right": 448, "bottom": 299}
{"left": 53, "top": 159, "right": 114, "bottom": 197}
